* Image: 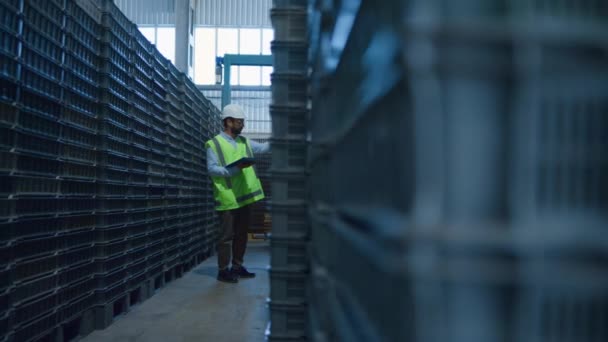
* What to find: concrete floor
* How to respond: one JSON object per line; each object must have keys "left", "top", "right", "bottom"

{"left": 82, "top": 241, "right": 270, "bottom": 342}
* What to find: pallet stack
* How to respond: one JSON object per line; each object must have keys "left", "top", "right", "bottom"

{"left": 267, "top": 0, "right": 310, "bottom": 340}
{"left": 0, "top": 0, "right": 220, "bottom": 341}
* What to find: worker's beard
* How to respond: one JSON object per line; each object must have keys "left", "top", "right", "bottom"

{"left": 231, "top": 126, "right": 243, "bottom": 135}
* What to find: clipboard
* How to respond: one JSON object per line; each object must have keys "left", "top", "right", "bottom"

{"left": 225, "top": 157, "right": 256, "bottom": 169}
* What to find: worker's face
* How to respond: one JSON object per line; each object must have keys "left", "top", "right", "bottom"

{"left": 228, "top": 118, "right": 244, "bottom": 135}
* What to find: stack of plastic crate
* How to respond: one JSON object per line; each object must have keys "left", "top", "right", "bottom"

{"left": 268, "top": 0, "right": 310, "bottom": 340}
{"left": 0, "top": 0, "right": 99, "bottom": 340}
{"left": 250, "top": 139, "right": 272, "bottom": 235}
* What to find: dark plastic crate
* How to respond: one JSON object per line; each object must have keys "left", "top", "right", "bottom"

{"left": 270, "top": 8, "right": 307, "bottom": 42}
{"left": 60, "top": 292, "right": 94, "bottom": 322}
{"left": 14, "top": 254, "right": 59, "bottom": 283}
{"left": 269, "top": 170, "right": 307, "bottom": 203}
{"left": 100, "top": 62, "right": 130, "bottom": 87}
{"left": 60, "top": 277, "right": 95, "bottom": 304}
{"left": 0, "top": 2, "right": 19, "bottom": 34}
{"left": 94, "top": 281, "right": 126, "bottom": 303}
{"left": 21, "top": 24, "right": 62, "bottom": 65}
{"left": 95, "top": 240, "right": 128, "bottom": 258}
{"left": 64, "top": 70, "right": 98, "bottom": 101}
{"left": 98, "top": 167, "right": 129, "bottom": 184}
{"left": 95, "top": 254, "right": 128, "bottom": 274}
{"left": 17, "top": 110, "right": 62, "bottom": 139}
{"left": 64, "top": 51, "right": 98, "bottom": 84}
{"left": 0, "top": 99, "right": 18, "bottom": 126}
{"left": 272, "top": 41, "right": 308, "bottom": 73}
{"left": 26, "top": 0, "right": 65, "bottom": 26}
{"left": 60, "top": 124, "right": 96, "bottom": 149}
{"left": 95, "top": 267, "right": 127, "bottom": 288}
{"left": 270, "top": 139, "right": 308, "bottom": 170}
{"left": 99, "top": 137, "right": 131, "bottom": 157}
{"left": 131, "top": 131, "right": 148, "bottom": 150}
{"left": 61, "top": 143, "right": 96, "bottom": 165}
{"left": 0, "top": 175, "right": 60, "bottom": 197}
{"left": 12, "top": 311, "right": 59, "bottom": 342}
{"left": 270, "top": 237, "right": 308, "bottom": 270}
{"left": 13, "top": 291, "right": 59, "bottom": 325}
{"left": 62, "top": 160, "right": 97, "bottom": 180}
{"left": 270, "top": 105, "right": 308, "bottom": 140}
{"left": 99, "top": 46, "right": 130, "bottom": 74}
{"left": 63, "top": 90, "right": 97, "bottom": 118}
{"left": 100, "top": 97, "right": 130, "bottom": 122}
{"left": 130, "top": 159, "right": 148, "bottom": 175}
{"left": 271, "top": 73, "right": 308, "bottom": 107}
{"left": 271, "top": 203, "right": 308, "bottom": 238}
{"left": 0, "top": 77, "right": 17, "bottom": 103}
{"left": 99, "top": 120, "right": 129, "bottom": 143}
{"left": 98, "top": 152, "right": 129, "bottom": 171}
{"left": 66, "top": 0, "right": 101, "bottom": 36}
{"left": 0, "top": 217, "right": 62, "bottom": 243}
{"left": 268, "top": 301, "right": 307, "bottom": 339}
{"left": 20, "top": 66, "right": 63, "bottom": 101}
{"left": 96, "top": 212, "right": 130, "bottom": 229}
{"left": 65, "top": 35, "right": 99, "bottom": 69}
{"left": 59, "top": 260, "right": 95, "bottom": 286}
{"left": 20, "top": 46, "right": 63, "bottom": 82}
{"left": 60, "top": 245, "right": 94, "bottom": 270}
{"left": 22, "top": 4, "right": 64, "bottom": 44}
{"left": 12, "top": 273, "right": 58, "bottom": 305}
{"left": 14, "top": 133, "right": 62, "bottom": 158}
{"left": 270, "top": 269, "right": 308, "bottom": 304}
{"left": 65, "top": 16, "right": 100, "bottom": 53}
{"left": 63, "top": 229, "right": 95, "bottom": 250}
{"left": 13, "top": 235, "right": 60, "bottom": 262}
{"left": 100, "top": 29, "right": 130, "bottom": 61}
{"left": 99, "top": 1, "right": 132, "bottom": 36}
{"left": 63, "top": 198, "right": 96, "bottom": 214}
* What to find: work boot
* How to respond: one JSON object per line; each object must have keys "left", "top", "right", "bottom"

{"left": 217, "top": 269, "right": 238, "bottom": 283}
{"left": 231, "top": 266, "right": 256, "bottom": 278}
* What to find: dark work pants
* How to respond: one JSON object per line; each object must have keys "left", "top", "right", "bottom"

{"left": 217, "top": 205, "right": 252, "bottom": 270}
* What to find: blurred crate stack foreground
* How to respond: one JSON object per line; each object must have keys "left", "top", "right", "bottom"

{"left": 306, "top": 0, "right": 608, "bottom": 341}
{"left": 267, "top": 0, "right": 310, "bottom": 341}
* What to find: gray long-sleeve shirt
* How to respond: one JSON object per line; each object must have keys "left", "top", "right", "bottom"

{"left": 206, "top": 132, "right": 270, "bottom": 177}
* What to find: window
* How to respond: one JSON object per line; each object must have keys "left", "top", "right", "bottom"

{"left": 262, "top": 29, "right": 273, "bottom": 55}
{"left": 193, "top": 27, "right": 272, "bottom": 86}
{"left": 138, "top": 26, "right": 176, "bottom": 64}
{"left": 262, "top": 66, "right": 273, "bottom": 86}
{"left": 194, "top": 28, "right": 216, "bottom": 84}
{"left": 156, "top": 27, "right": 176, "bottom": 64}
{"left": 139, "top": 27, "right": 156, "bottom": 44}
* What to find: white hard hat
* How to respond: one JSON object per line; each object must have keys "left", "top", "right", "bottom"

{"left": 221, "top": 104, "right": 246, "bottom": 121}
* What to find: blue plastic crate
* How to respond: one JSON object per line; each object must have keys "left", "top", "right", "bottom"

{"left": 100, "top": 62, "right": 130, "bottom": 88}
{"left": 12, "top": 311, "right": 59, "bottom": 342}
{"left": 64, "top": 52, "right": 98, "bottom": 84}
{"left": 60, "top": 124, "right": 97, "bottom": 149}
{"left": 16, "top": 110, "right": 61, "bottom": 139}
{"left": 0, "top": 52, "right": 16, "bottom": 83}
{"left": 98, "top": 152, "right": 129, "bottom": 171}
{"left": 13, "top": 235, "right": 61, "bottom": 262}
{"left": 65, "top": 16, "right": 100, "bottom": 53}
{"left": 22, "top": 10, "right": 63, "bottom": 47}
{"left": 0, "top": 27, "right": 19, "bottom": 58}
{"left": 61, "top": 160, "right": 97, "bottom": 181}
{"left": 20, "top": 66, "right": 63, "bottom": 101}
{"left": 62, "top": 89, "right": 97, "bottom": 118}
{"left": 99, "top": 119, "right": 130, "bottom": 143}
{"left": 64, "top": 70, "right": 98, "bottom": 101}
{"left": 0, "top": 175, "right": 60, "bottom": 197}
{"left": 100, "top": 29, "right": 130, "bottom": 61}
{"left": 60, "top": 179, "right": 96, "bottom": 197}
{"left": 61, "top": 142, "right": 96, "bottom": 166}
{"left": 0, "top": 2, "right": 20, "bottom": 34}
{"left": 61, "top": 109, "right": 96, "bottom": 136}
{"left": 19, "top": 89, "right": 61, "bottom": 118}
{"left": 26, "top": 0, "right": 65, "bottom": 27}
{"left": 13, "top": 130, "right": 62, "bottom": 158}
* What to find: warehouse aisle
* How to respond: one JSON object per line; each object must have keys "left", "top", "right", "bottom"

{"left": 82, "top": 241, "right": 270, "bottom": 342}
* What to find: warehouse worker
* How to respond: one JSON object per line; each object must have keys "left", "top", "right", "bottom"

{"left": 206, "top": 104, "right": 269, "bottom": 283}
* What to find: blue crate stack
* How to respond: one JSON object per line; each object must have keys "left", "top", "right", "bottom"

{"left": 0, "top": 0, "right": 221, "bottom": 340}
{"left": 305, "top": 1, "right": 608, "bottom": 342}
{"left": 267, "top": 0, "right": 310, "bottom": 341}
